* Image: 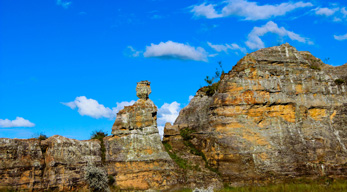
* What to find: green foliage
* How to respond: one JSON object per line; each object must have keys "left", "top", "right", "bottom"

{"left": 108, "top": 175, "right": 115, "bottom": 186}
{"left": 310, "top": 65, "right": 321, "bottom": 70}
{"left": 163, "top": 142, "right": 190, "bottom": 170}
{"left": 204, "top": 82, "right": 221, "bottom": 97}
{"left": 84, "top": 164, "right": 110, "bottom": 192}
{"left": 324, "top": 57, "right": 330, "bottom": 64}
{"left": 309, "top": 58, "right": 322, "bottom": 70}
{"left": 180, "top": 128, "right": 195, "bottom": 140}
{"left": 335, "top": 79, "right": 345, "bottom": 85}
{"left": 91, "top": 130, "right": 108, "bottom": 140}
{"left": 90, "top": 130, "right": 108, "bottom": 163}
{"left": 202, "top": 62, "right": 224, "bottom": 97}
{"left": 33, "top": 132, "right": 48, "bottom": 140}
{"left": 217, "top": 179, "right": 347, "bottom": 192}
{"left": 179, "top": 128, "right": 220, "bottom": 175}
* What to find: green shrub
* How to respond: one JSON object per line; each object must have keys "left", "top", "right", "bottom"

{"left": 202, "top": 61, "right": 224, "bottom": 97}
{"left": 335, "top": 79, "right": 345, "bottom": 85}
{"left": 84, "top": 164, "right": 110, "bottom": 192}
{"left": 91, "top": 130, "right": 108, "bottom": 140}
{"left": 91, "top": 130, "right": 108, "bottom": 163}
{"left": 310, "top": 65, "right": 321, "bottom": 70}
{"left": 108, "top": 175, "right": 115, "bottom": 186}
{"left": 33, "top": 132, "right": 48, "bottom": 140}
{"left": 163, "top": 142, "right": 190, "bottom": 170}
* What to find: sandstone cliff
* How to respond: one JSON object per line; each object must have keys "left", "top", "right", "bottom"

{"left": 1, "top": 44, "right": 346, "bottom": 191}
{"left": 104, "top": 81, "right": 179, "bottom": 190}
{"left": 164, "top": 43, "right": 347, "bottom": 186}
{"left": 0, "top": 136, "right": 102, "bottom": 190}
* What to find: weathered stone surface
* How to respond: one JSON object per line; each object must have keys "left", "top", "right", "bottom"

{"left": 41, "top": 135, "right": 102, "bottom": 191}
{"left": 1, "top": 44, "right": 346, "bottom": 191}
{"left": 0, "top": 138, "right": 44, "bottom": 190}
{"left": 164, "top": 43, "right": 347, "bottom": 186}
{"left": 136, "top": 80, "right": 151, "bottom": 100}
{"left": 0, "top": 136, "right": 102, "bottom": 191}
{"left": 106, "top": 81, "right": 179, "bottom": 190}
{"left": 111, "top": 99, "right": 157, "bottom": 133}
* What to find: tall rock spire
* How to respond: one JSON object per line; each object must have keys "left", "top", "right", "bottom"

{"left": 105, "top": 81, "right": 178, "bottom": 190}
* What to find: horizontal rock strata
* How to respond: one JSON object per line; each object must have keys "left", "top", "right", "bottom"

{"left": 164, "top": 43, "right": 347, "bottom": 186}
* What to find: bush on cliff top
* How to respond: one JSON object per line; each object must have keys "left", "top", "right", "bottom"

{"left": 203, "top": 61, "right": 224, "bottom": 97}
{"left": 91, "top": 130, "right": 108, "bottom": 163}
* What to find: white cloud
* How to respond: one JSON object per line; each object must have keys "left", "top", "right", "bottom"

{"left": 143, "top": 41, "right": 208, "bottom": 62}
{"left": 334, "top": 33, "right": 347, "bottom": 41}
{"left": 246, "top": 21, "right": 313, "bottom": 50}
{"left": 62, "top": 96, "right": 135, "bottom": 119}
{"left": 208, "top": 42, "right": 247, "bottom": 53}
{"left": 190, "top": 0, "right": 313, "bottom": 20}
{"left": 126, "top": 46, "right": 141, "bottom": 57}
{"left": 56, "top": 0, "right": 72, "bottom": 9}
{"left": 190, "top": 3, "right": 222, "bottom": 19}
{"left": 157, "top": 102, "right": 181, "bottom": 126}
{"left": 0, "top": 117, "right": 35, "bottom": 128}
{"left": 157, "top": 102, "right": 181, "bottom": 138}
{"left": 315, "top": 7, "right": 339, "bottom": 16}
{"left": 188, "top": 95, "right": 194, "bottom": 102}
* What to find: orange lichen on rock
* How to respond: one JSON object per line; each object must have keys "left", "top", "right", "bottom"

{"left": 308, "top": 108, "right": 327, "bottom": 121}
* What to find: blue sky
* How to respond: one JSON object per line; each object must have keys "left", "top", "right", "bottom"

{"left": 1, "top": 0, "right": 346, "bottom": 140}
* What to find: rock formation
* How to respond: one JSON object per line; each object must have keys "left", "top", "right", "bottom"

{"left": 0, "top": 136, "right": 102, "bottom": 191}
{"left": 164, "top": 43, "right": 347, "bottom": 186}
{"left": 1, "top": 44, "right": 347, "bottom": 191}
{"left": 104, "top": 80, "right": 178, "bottom": 190}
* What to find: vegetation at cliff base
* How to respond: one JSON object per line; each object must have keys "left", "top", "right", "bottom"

{"left": 84, "top": 164, "right": 110, "bottom": 192}
{"left": 163, "top": 141, "right": 190, "bottom": 170}
{"left": 171, "top": 179, "right": 347, "bottom": 192}
{"left": 217, "top": 179, "right": 347, "bottom": 192}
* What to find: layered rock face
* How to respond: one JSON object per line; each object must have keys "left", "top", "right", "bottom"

{"left": 105, "top": 81, "right": 178, "bottom": 190}
{"left": 164, "top": 43, "right": 347, "bottom": 185}
{"left": 0, "top": 136, "right": 102, "bottom": 190}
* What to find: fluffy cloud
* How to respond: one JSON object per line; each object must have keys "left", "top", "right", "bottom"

{"left": 208, "top": 42, "right": 247, "bottom": 53}
{"left": 190, "top": 0, "right": 313, "bottom": 20}
{"left": 143, "top": 41, "right": 208, "bottom": 62}
{"left": 334, "top": 33, "right": 347, "bottom": 41}
{"left": 0, "top": 117, "right": 35, "bottom": 128}
{"left": 246, "top": 21, "right": 313, "bottom": 50}
{"left": 56, "top": 0, "right": 72, "bottom": 9}
{"left": 62, "top": 96, "right": 135, "bottom": 119}
{"left": 157, "top": 102, "right": 181, "bottom": 138}
{"left": 315, "top": 7, "right": 339, "bottom": 16}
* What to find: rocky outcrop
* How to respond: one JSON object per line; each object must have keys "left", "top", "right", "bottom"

{"left": 0, "top": 136, "right": 101, "bottom": 191}
{"left": 164, "top": 43, "right": 347, "bottom": 186}
{"left": 1, "top": 44, "right": 346, "bottom": 191}
{"left": 0, "top": 138, "right": 44, "bottom": 190}
{"left": 104, "top": 81, "right": 179, "bottom": 190}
